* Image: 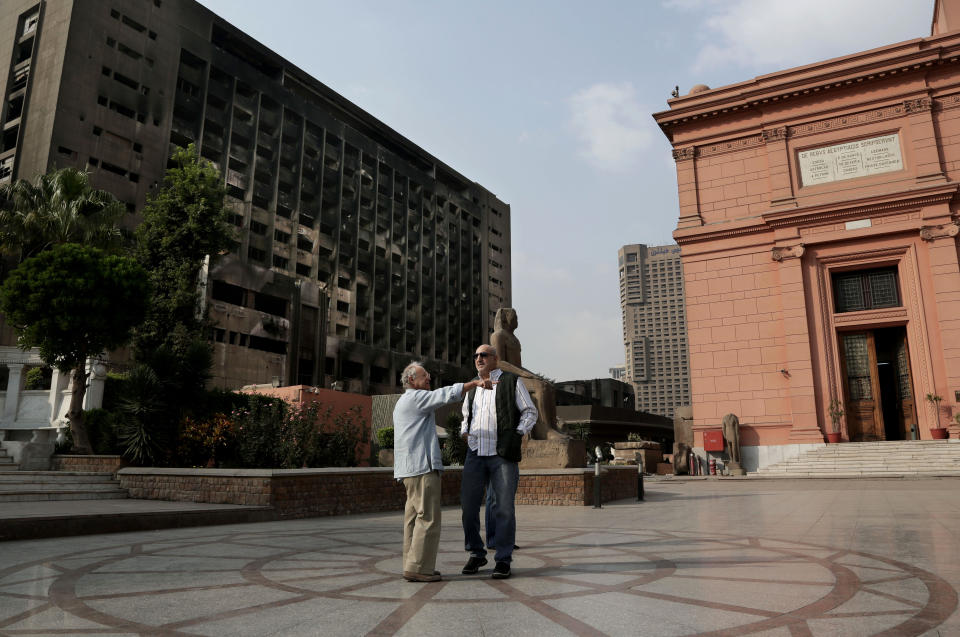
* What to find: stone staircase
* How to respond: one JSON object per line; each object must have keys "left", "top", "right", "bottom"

{"left": 0, "top": 471, "right": 129, "bottom": 502}
{"left": 0, "top": 446, "right": 17, "bottom": 470}
{"left": 755, "top": 440, "right": 960, "bottom": 477}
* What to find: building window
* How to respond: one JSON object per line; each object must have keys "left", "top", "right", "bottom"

{"left": 832, "top": 267, "right": 900, "bottom": 313}
{"left": 23, "top": 12, "right": 39, "bottom": 36}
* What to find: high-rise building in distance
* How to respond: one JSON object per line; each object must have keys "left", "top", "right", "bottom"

{"left": 0, "top": 0, "right": 511, "bottom": 393}
{"left": 618, "top": 244, "right": 690, "bottom": 417}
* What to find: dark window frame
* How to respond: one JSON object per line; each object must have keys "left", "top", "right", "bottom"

{"left": 832, "top": 266, "right": 901, "bottom": 313}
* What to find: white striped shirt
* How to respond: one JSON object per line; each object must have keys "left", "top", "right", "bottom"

{"left": 460, "top": 368, "right": 538, "bottom": 456}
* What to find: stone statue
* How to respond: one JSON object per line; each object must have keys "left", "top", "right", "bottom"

{"left": 721, "top": 413, "right": 745, "bottom": 475}
{"left": 490, "top": 308, "right": 522, "bottom": 368}
{"left": 490, "top": 308, "right": 567, "bottom": 441}
{"left": 672, "top": 441, "right": 690, "bottom": 475}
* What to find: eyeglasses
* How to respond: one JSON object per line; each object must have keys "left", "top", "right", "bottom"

{"left": 473, "top": 352, "right": 494, "bottom": 359}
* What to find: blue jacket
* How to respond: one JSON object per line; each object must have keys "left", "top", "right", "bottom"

{"left": 392, "top": 383, "right": 464, "bottom": 479}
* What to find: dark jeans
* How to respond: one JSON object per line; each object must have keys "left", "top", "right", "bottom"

{"left": 462, "top": 449, "right": 519, "bottom": 563}
{"left": 485, "top": 488, "right": 496, "bottom": 548}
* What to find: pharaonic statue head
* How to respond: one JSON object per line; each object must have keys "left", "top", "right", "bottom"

{"left": 494, "top": 307, "right": 518, "bottom": 333}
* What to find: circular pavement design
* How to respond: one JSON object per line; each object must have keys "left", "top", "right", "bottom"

{"left": 0, "top": 524, "right": 955, "bottom": 636}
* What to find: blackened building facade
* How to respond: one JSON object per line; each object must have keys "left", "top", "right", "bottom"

{"left": 0, "top": 0, "right": 512, "bottom": 392}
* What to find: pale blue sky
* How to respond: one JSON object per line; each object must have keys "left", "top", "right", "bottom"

{"left": 196, "top": 0, "right": 932, "bottom": 381}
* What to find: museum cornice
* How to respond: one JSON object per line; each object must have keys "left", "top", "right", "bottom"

{"left": 762, "top": 182, "right": 958, "bottom": 228}
{"left": 673, "top": 182, "right": 959, "bottom": 245}
{"left": 671, "top": 95, "right": 960, "bottom": 162}
{"left": 654, "top": 32, "right": 960, "bottom": 133}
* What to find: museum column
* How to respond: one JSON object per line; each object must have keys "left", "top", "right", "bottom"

{"left": 920, "top": 219, "right": 960, "bottom": 435}
{"left": 772, "top": 242, "right": 823, "bottom": 443}
{"left": 2, "top": 364, "right": 24, "bottom": 423}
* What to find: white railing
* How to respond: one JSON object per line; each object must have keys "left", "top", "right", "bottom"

{"left": 0, "top": 346, "right": 106, "bottom": 469}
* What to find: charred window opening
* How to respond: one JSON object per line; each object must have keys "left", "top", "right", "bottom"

{"left": 211, "top": 23, "right": 282, "bottom": 81}
{"left": 253, "top": 292, "right": 288, "bottom": 317}
{"left": 248, "top": 336, "right": 286, "bottom": 354}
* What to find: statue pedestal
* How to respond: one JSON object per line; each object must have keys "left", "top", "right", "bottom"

{"left": 725, "top": 460, "right": 746, "bottom": 476}
{"left": 519, "top": 439, "right": 586, "bottom": 469}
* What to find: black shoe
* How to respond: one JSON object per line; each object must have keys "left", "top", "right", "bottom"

{"left": 487, "top": 544, "right": 520, "bottom": 550}
{"left": 492, "top": 561, "right": 511, "bottom": 579}
{"left": 461, "top": 556, "right": 488, "bottom": 574}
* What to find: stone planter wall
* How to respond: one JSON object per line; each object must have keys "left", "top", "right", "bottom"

{"left": 51, "top": 454, "right": 127, "bottom": 474}
{"left": 517, "top": 467, "right": 638, "bottom": 506}
{"left": 117, "top": 465, "right": 639, "bottom": 518}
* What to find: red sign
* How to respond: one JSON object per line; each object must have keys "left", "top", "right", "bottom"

{"left": 703, "top": 430, "right": 724, "bottom": 452}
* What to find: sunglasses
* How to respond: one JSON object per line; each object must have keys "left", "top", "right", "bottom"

{"left": 473, "top": 352, "right": 494, "bottom": 359}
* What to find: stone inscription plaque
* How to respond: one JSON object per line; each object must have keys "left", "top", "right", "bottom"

{"left": 798, "top": 133, "right": 902, "bottom": 187}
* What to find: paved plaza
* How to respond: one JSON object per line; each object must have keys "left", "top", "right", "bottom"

{"left": 0, "top": 478, "right": 958, "bottom": 636}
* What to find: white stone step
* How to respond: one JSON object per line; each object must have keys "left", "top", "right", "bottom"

{"left": 0, "top": 489, "right": 129, "bottom": 502}
{"left": 756, "top": 440, "right": 960, "bottom": 476}
{"left": 0, "top": 471, "right": 115, "bottom": 482}
{"left": 0, "top": 471, "right": 127, "bottom": 502}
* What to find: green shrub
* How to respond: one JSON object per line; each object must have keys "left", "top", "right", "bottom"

{"left": 116, "top": 364, "right": 170, "bottom": 465}
{"left": 101, "top": 372, "right": 126, "bottom": 412}
{"left": 24, "top": 366, "right": 52, "bottom": 390}
{"left": 227, "top": 395, "right": 366, "bottom": 469}
{"left": 176, "top": 412, "right": 235, "bottom": 467}
{"left": 442, "top": 412, "right": 467, "bottom": 466}
{"left": 83, "top": 408, "right": 120, "bottom": 454}
{"left": 376, "top": 427, "right": 394, "bottom": 449}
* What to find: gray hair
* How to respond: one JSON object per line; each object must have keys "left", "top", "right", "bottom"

{"left": 401, "top": 362, "right": 426, "bottom": 389}
{"left": 477, "top": 345, "right": 497, "bottom": 357}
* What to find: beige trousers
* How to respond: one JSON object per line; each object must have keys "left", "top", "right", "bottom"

{"left": 402, "top": 471, "right": 442, "bottom": 574}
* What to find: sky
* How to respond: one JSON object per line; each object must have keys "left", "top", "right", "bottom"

{"left": 196, "top": 0, "right": 932, "bottom": 381}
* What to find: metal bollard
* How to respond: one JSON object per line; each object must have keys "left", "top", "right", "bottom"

{"left": 593, "top": 447, "right": 602, "bottom": 509}
{"left": 637, "top": 458, "right": 644, "bottom": 501}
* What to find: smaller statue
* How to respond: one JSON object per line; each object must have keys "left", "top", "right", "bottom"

{"left": 672, "top": 441, "right": 690, "bottom": 475}
{"left": 721, "top": 413, "right": 745, "bottom": 475}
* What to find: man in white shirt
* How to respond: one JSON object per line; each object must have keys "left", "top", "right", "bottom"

{"left": 460, "top": 344, "right": 538, "bottom": 579}
{"left": 393, "top": 362, "right": 489, "bottom": 582}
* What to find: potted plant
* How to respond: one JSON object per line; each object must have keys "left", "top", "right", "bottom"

{"left": 376, "top": 427, "right": 394, "bottom": 466}
{"left": 826, "top": 398, "right": 844, "bottom": 443}
{"left": 925, "top": 393, "right": 949, "bottom": 439}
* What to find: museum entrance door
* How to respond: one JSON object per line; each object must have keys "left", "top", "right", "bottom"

{"left": 838, "top": 327, "right": 916, "bottom": 441}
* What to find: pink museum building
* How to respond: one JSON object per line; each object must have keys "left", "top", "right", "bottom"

{"left": 654, "top": 0, "right": 960, "bottom": 470}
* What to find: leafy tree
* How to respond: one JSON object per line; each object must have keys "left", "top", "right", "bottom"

{"left": 0, "top": 244, "right": 149, "bottom": 453}
{"left": 133, "top": 144, "right": 234, "bottom": 359}
{"left": 0, "top": 167, "right": 124, "bottom": 264}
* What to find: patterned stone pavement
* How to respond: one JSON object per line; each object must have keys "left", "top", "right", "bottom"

{"left": 1, "top": 478, "right": 958, "bottom": 636}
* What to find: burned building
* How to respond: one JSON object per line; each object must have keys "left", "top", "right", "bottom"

{"left": 0, "top": 0, "right": 511, "bottom": 392}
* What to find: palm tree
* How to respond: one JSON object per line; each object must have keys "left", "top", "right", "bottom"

{"left": 0, "top": 167, "right": 125, "bottom": 263}
{"left": 0, "top": 168, "right": 127, "bottom": 454}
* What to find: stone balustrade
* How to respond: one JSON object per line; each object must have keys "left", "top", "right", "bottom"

{"left": 0, "top": 346, "right": 106, "bottom": 470}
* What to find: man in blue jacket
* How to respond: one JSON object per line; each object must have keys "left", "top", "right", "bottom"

{"left": 393, "top": 362, "right": 490, "bottom": 582}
